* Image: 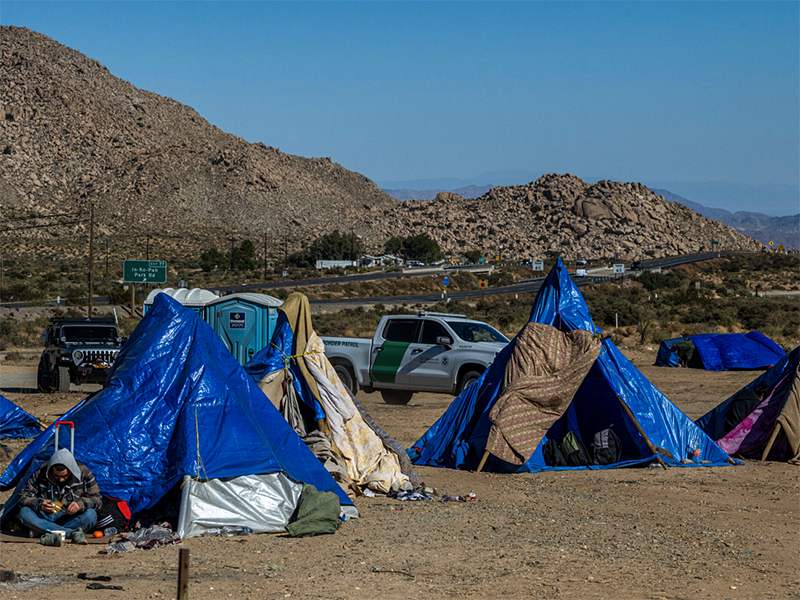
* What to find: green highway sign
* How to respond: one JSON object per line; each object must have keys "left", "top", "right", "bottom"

{"left": 123, "top": 260, "right": 167, "bottom": 283}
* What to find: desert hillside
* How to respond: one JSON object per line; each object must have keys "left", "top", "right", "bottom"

{"left": 0, "top": 26, "right": 759, "bottom": 260}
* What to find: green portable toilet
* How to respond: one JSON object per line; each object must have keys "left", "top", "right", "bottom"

{"left": 204, "top": 292, "right": 283, "bottom": 365}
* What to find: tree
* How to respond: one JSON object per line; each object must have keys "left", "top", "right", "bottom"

{"left": 384, "top": 233, "right": 442, "bottom": 262}
{"left": 199, "top": 247, "right": 226, "bottom": 272}
{"left": 290, "top": 230, "right": 365, "bottom": 267}
{"left": 231, "top": 239, "right": 257, "bottom": 271}
{"left": 463, "top": 250, "right": 482, "bottom": 263}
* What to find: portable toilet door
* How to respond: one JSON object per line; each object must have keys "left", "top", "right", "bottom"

{"left": 204, "top": 293, "right": 283, "bottom": 365}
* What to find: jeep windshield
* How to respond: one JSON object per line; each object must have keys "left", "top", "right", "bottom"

{"left": 61, "top": 326, "right": 118, "bottom": 342}
{"left": 446, "top": 321, "right": 509, "bottom": 344}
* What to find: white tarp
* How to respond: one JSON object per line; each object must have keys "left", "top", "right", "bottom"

{"left": 177, "top": 473, "right": 358, "bottom": 538}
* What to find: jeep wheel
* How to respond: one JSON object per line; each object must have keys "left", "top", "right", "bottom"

{"left": 37, "top": 361, "right": 52, "bottom": 393}
{"left": 55, "top": 366, "right": 71, "bottom": 394}
{"left": 380, "top": 390, "right": 413, "bottom": 405}
{"left": 332, "top": 363, "right": 357, "bottom": 397}
{"left": 457, "top": 370, "right": 482, "bottom": 394}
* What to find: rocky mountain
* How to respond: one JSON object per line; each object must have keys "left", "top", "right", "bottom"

{"left": 0, "top": 26, "right": 760, "bottom": 261}
{"left": 654, "top": 189, "right": 799, "bottom": 250}
{"left": 0, "top": 26, "right": 395, "bottom": 241}
{"left": 383, "top": 184, "right": 493, "bottom": 201}
{"left": 371, "top": 174, "right": 759, "bottom": 261}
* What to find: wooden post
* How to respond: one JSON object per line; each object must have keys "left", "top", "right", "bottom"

{"left": 177, "top": 548, "right": 189, "bottom": 600}
{"left": 130, "top": 284, "right": 135, "bottom": 318}
{"left": 761, "top": 423, "right": 782, "bottom": 462}
{"left": 476, "top": 450, "right": 490, "bottom": 473}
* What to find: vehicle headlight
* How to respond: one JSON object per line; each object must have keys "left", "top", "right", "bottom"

{"left": 112, "top": 350, "right": 120, "bottom": 360}
{"left": 72, "top": 350, "right": 84, "bottom": 364}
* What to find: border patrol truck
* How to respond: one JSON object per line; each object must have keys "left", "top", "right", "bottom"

{"left": 322, "top": 312, "right": 509, "bottom": 405}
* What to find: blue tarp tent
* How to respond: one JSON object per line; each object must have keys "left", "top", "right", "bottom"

{"left": 696, "top": 347, "right": 800, "bottom": 462}
{"left": 0, "top": 395, "right": 41, "bottom": 439}
{"left": 409, "top": 259, "right": 735, "bottom": 472}
{"left": 1, "top": 294, "right": 356, "bottom": 537}
{"left": 655, "top": 332, "right": 785, "bottom": 371}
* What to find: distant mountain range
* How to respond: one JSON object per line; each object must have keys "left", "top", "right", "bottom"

{"left": 652, "top": 189, "right": 799, "bottom": 250}
{"left": 382, "top": 183, "right": 799, "bottom": 250}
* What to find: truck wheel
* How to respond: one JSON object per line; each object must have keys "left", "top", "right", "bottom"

{"left": 37, "top": 361, "right": 52, "bottom": 393}
{"left": 333, "top": 363, "right": 358, "bottom": 396}
{"left": 457, "top": 371, "right": 482, "bottom": 394}
{"left": 380, "top": 390, "right": 413, "bottom": 405}
{"left": 55, "top": 366, "right": 71, "bottom": 394}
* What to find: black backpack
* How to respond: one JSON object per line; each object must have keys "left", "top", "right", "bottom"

{"left": 560, "top": 431, "right": 591, "bottom": 467}
{"left": 94, "top": 496, "right": 132, "bottom": 533}
{"left": 543, "top": 438, "right": 568, "bottom": 467}
{"left": 590, "top": 428, "right": 621, "bottom": 465}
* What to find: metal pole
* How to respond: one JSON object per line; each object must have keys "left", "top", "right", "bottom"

{"left": 263, "top": 232, "right": 267, "bottom": 281}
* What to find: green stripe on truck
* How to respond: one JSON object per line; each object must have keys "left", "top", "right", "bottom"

{"left": 370, "top": 342, "right": 410, "bottom": 383}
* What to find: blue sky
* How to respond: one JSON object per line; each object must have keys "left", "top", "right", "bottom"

{"left": 2, "top": 1, "right": 798, "bottom": 215}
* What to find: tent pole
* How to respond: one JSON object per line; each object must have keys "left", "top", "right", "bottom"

{"left": 476, "top": 450, "right": 491, "bottom": 473}
{"left": 761, "top": 423, "right": 782, "bottom": 462}
{"left": 615, "top": 395, "right": 668, "bottom": 467}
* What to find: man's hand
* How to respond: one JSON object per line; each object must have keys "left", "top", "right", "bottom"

{"left": 65, "top": 501, "right": 80, "bottom": 515}
{"left": 41, "top": 500, "right": 57, "bottom": 514}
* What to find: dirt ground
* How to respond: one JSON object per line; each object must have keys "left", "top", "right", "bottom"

{"left": 0, "top": 348, "right": 797, "bottom": 600}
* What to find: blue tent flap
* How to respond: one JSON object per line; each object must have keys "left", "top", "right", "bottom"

{"left": 0, "top": 396, "right": 42, "bottom": 439}
{"left": 0, "top": 294, "right": 353, "bottom": 516}
{"left": 410, "top": 259, "right": 736, "bottom": 471}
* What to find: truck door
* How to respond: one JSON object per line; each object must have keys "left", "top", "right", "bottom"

{"left": 395, "top": 319, "right": 455, "bottom": 392}
{"left": 369, "top": 318, "right": 419, "bottom": 387}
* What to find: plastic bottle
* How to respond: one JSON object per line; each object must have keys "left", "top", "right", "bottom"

{"left": 103, "top": 527, "right": 117, "bottom": 536}
{"left": 220, "top": 526, "right": 253, "bottom": 536}
{"left": 200, "top": 527, "right": 222, "bottom": 537}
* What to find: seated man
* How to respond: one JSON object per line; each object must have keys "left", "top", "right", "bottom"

{"left": 18, "top": 448, "right": 102, "bottom": 546}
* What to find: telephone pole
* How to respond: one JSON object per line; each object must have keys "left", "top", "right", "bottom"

{"left": 88, "top": 203, "right": 95, "bottom": 317}
{"left": 263, "top": 232, "right": 268, "bottom": 281}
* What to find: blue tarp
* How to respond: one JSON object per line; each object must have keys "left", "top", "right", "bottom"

{"left": 244, "top": 312, "right": 326, "bottom": 420}
{"left": 0, "top": 294, "right": 353, "bottom": 518}
{"left": 695, "top": 346, "right": 799, "bottom": 442}
{"left": 655, "top": 332, "right": 785, "bottom": 371}
{"left": 409, "top": 259, "right": 735, "bottom": 471}
{"left": 0, "top": 395, "right": 40, "bottom": 439}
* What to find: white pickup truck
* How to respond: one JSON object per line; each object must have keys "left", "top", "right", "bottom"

{"left": 321, "top": 312, "right": 509, "bottom": 404}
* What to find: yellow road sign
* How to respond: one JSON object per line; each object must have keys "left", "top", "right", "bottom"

{"left": 769, "top": 241, "right": 774, "bottom": 246}
{"left": 479, "top": 279, "right": 488, "bottom": 289}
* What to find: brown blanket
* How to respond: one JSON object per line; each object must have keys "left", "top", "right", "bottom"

{"left": 485, "top": 322, "right": 601, "bottom": 465}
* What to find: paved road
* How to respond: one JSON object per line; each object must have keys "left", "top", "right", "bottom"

{"left": 0, "top": 252, "right": 735, "bottom": 310}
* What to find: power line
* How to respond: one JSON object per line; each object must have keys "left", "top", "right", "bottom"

{"left": 1, "top": 212, "right": 78, "bottom": 222}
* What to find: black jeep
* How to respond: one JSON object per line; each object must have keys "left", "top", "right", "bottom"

{"left": 37, "top": 317, "right": 125, "bottom": 393}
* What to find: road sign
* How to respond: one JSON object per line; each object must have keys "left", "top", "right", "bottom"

{"left": 769, "top": 241, "right": 774, "bottom": 246}
{"left": 613, "top": 264, "right": 625, "bottom": 274}
{"left": 479, "top": 279, "right": 488, "bottom": 289}
{"left": 532, "top": 260, "right": 544, "bottom": 271}
{"left": 778, "top": 244, "right": 785, "bottom": 252}
{"left": 123, "top": 260, "right": 167, "bottom": 283}
{"left": 443, "top": 277, "right": 449, "bottom": 287}
{"left": 711, "top": 240, "right": 718, "bottom": 245}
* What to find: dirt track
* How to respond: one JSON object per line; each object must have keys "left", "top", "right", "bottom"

{"left": 0, "top": 349, "right": 797, "bottom": 600}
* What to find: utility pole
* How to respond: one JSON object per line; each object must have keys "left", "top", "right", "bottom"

{"left": 105, "top": 238, "right": 109, "bottom": 277}
{"left": 283, "top": 232, "right": 288, "bottom": 275}
{"left": 88, "top": 203, "right": 94, "bottom": 317}
{"left": 229, "top": 237, "right": 235, "bottom": 271}
{"left": 263, "top": 232, "right": 267, "bottom": 281}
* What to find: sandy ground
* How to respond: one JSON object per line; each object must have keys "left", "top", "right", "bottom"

{"left": 0, "top": 348, "right": 797, "bottom": 600}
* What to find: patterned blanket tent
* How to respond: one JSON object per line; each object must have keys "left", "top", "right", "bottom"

{"left": 409, "top": 259, "right": 736, "bottom": 472}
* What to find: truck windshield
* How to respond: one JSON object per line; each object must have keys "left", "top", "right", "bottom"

{"left": 61, "top": 326, "right": 118, "bottom": 342}
{"left": 446, "top": 321, "right": 509, "bottom": 344}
